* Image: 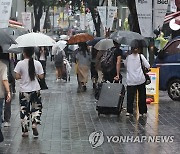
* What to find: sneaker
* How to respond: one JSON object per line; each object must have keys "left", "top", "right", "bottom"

{"left": 22, "top": 132, "right": 29, "bottom": 137}
{"left": 4, "top": 122, "right": 11, "bottom": 127}
{"left": 56, "top": 79, "right": 60, "bottom": 82}
{"left": 139, "top": 113, "right": 147, "bottom": 117}
{"left": 32, "top": 126, "right": 39, "bottom": 138}
{"left": 126, "top": 112, "right": 132, "bottom": 116}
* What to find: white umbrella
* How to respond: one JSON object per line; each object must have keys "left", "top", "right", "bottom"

{"left": 68, "top": 45, "right": 79, "bottom": 51}
{"left": 15, "top": 32, "right": 56, "bottom": 47}
{"left": 55, "top": 40, "right": 67, "bottom": 50}
{"left": 60, "top": 35, "right": 70, "bottom": 40}
{"left": 94, "top": 39, "right": 114, "bottom": 50}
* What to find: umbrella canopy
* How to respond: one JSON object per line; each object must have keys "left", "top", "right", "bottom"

{"left": 15, "top": 32, "right": 56, "bottom": 47}
{"left": 3, "top": 44, "right": 22, "bottom": 53}
{"left": 87, "top": 37, "right": 104, "bottom": 46}
{"left": 60, "top": 35, "right": 70, "bottom": 40}
{"left": 68, "top": 45, "right": 79, "bottom": 51}
{"left": 0, "top": 29, "right": 17, "bottom": 47}
{"left": 94, "top": 39, "right": 114, "bottom": 51}
{"left": 54, "top": 40, "right": 67, "bottom": 50}
{"left": 68, "top": 33, "right": 94, "bottom": 44}
{"left": 110, "top": 30, "right": 148, "bottom": 47}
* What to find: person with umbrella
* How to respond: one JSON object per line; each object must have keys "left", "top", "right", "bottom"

{"left": 36, "top": 46, "right": 49, "bottom": 76}
{"left": 75, "top": 42, "right": 91, "bottom": 92}
{"left": 124, "top": 47, "right": 150, "bottom": 117}
{"left": 14, "top": 47, "right": 44, "bottom": 138}
{"left": 104, "top": 40, "right": 122, "bottom": 82}
{"left": 0, "top": 46, "right": 11, "bottom": 142}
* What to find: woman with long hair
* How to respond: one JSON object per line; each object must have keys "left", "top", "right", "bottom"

{"left": 36, "top": 46, "right": 49, "bottom": 76}
{"left": 124, "top": 47, "right": 150, "bottom": 117}
{"left": 76, "top": 42, "right": 91, "bottom": 92}
{"left": 14, "top": 47, "right": 44, "bottom": 138}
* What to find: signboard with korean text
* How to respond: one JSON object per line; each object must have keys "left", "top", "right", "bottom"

{"left": 146, "top": 68, "right": 160, "bottom": 104}
{"left": 22, "top": 12, "right": 32, "bottom": 31}
{"left": 0, "top": 0, "right": 12, "bottom": 28}
{"left": 135, "top": 0, "right": 153, "bottom": 37}
{"left": 153, "top": 0, "right": 169, "bottom": 30}
{"left": 97, "top": 6, "right": 107, "bottom": 29}
{"left": 107, "top": 6, "right": 117, "bottom": 30}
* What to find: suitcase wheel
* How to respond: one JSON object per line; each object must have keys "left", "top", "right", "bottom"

{"left": 98, "top": 112, "right": 100, "bottom": 116}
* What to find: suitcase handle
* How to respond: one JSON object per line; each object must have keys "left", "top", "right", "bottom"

{"left": 113, "top": 80, "right": 122, "bottom": 84}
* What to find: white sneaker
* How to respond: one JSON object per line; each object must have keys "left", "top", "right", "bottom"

{"left": 56, "top": 79, "right": 60, "bottom": 82}
{"left": 139, "top": 113, "right": 147, "bottom": 117}
{"left": 126, "top": 113, "right": 132, "bottom": 116}
{"left": 4, "top": 122, "right": 11, "bottom": 127}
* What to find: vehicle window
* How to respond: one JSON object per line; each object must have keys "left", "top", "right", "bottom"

{"left": 165, "top": 40, "right": 180, "bottom": 54}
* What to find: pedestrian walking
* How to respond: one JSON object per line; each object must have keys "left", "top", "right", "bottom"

{"left": 0, "top": 47, "right": 11, "bottom": 142}
{"left": 90, "top": 47, "right": 98, "bottom": 88}
{"left": 14, "top": 47, "right": 44, "bottom": 138}
{"left": 0, "top": 53, "right": 15, "bottom": 127}
{"left": 36, "top": 46, "right": 49, "bottom": 76}
{"left": 76, "top": 42, "right": 91, "bottom": 92}
{"left": 52, "top": 46, "right": 66, "bottom": 82}
{"left": 124, "top": 47, "right": 150, "bottom": 116}
{"left": 102, "top": 41, "right": 122, "bottom": 83}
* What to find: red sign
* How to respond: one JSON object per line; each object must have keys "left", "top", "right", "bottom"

{"left": 175, "top": 0, "right": 180, "bottom": 9}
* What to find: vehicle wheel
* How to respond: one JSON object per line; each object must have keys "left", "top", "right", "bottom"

{"left": 168, "top": 79, "right": 180, "bottom": 101}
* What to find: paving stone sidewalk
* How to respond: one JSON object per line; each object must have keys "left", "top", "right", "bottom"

{"left": 0, "top": 60, "right": 180, "bottom": 154}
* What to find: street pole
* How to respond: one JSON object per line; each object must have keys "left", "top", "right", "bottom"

{"left": 25, "top": 0, "right": 27, "bottom": 12}
{"left": 53, "top": 0, "right": 55, "bottom": 32}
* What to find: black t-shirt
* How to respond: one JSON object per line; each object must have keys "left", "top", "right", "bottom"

{"left": 113, "top": 47, "right": 123, "bottom": 67}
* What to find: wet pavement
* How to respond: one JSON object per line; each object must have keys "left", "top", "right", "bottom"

{"left": 0, "top": 60, "right": 180, "bottom": 154}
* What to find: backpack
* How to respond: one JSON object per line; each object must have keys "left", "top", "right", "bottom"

{"left": 54, "top": 50, "right": 63, "bottom": 65}
{"left": 100, "top": 48, "right": 115, "bottom": 72}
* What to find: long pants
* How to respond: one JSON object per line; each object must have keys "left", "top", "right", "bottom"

{"left": 39, "top": 60, "right": 46, "bottom": 76}
{"left": 127, "top": 83, "right": 147, "bottom": 114}
{"left": 4, "top": 100, "right": 11, "bottom": 122}
{"left": 19, "top": 91, "right": 42, "bottom": 133}
{"left": 0, "top": 98, "right": 4, "bottom": 127}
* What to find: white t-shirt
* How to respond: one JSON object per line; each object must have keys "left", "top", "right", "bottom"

{"left": 124, "top": 54, "right": 150, "bottom": 86}
{"left": 39, "top": 51, "right": 46, "bottom": 61}
{"left": 14, "top": 59, "right": 44, "bottom": 92}
{"left": 0, "top": 60, "right": 8, "bottom": 98}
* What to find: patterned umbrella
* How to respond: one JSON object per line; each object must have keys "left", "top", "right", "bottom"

{"left": 68, "top": 33, "right": 94, "bottom": 44}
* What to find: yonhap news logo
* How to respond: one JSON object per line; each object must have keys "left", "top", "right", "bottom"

{"left": 89, "top": 131, "right": 104, "bottom": 148}
{"left": 89, "top": 130, "right": 174, "bottom": 148}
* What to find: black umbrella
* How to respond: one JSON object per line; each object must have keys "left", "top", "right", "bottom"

{"left": 87, "top": 37, "right": 104, "bottom": 46}
{"left": 0, "top": 29, "right": 17, "bottom": 46}
{"left": 110, "top": 30, "right": 148, "bottom": 47}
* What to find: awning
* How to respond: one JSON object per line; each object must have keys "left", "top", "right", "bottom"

{"left": 9, "top": 20, "right": 23, "bottom": 26}
{"left": 164, "top": 11, "right": 180, "bottom": 24}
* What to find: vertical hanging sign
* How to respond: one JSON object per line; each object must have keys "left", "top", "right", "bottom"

{"left": 0, "top": 0, "right": 12, "bottom": 28}
{"left": 97, "top": 6, "right": 107, "bottom": 29}
{"left": 107, "top": 6, "right": 117, "bottom": 30}
{"left": 22, "top": 12, "right": 32, "bottom": 31}
{"left": 153, "top": 0, "right": 169, "bottom": 30}
{"left": 80, "top": 14, "right": 85, "bottom": 30}
{"left": 40, "top": 12, "right": 46, "bottom": 32}
{"left": 135, "top": 0, "right": 153, "bottom": 37}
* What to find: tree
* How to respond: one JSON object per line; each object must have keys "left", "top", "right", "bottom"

{"left": 26, "top": 0, "right": 63, "bottom": 32}
{"left": 70, "top": 0, "right": 106, "bottom": 36}
{"left": 126, "top": 0, "right": 140, "bottom": 33}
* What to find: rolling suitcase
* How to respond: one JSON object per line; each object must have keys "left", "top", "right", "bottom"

{"left": 96, "top": 82, "right": 125, "bottom": 116}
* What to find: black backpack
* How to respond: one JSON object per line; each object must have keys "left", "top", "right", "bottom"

{"left": 54, "top": 50, "right": 63, "bottom": 65}
{"left": 100, "top": 48, "right": 115, "bottom": 72}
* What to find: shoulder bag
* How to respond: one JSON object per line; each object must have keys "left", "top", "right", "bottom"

{"left": 139, "top": 54, "right": 151, "bottom": 85}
